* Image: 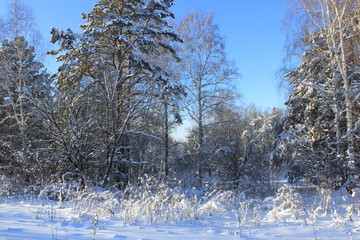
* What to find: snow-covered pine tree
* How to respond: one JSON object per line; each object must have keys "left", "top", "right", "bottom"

{"left": 0, "top": 0, "right": 51, "bottom": 189}
{"left": 49, "top": 0, "right": 182, "bottom": 187}
{"left": 273, "top": 0, "right": 359, "bottom": 188}
{"left": 281, "top": 39, "right": 346, "bottom": 186}
{"left": 0, "top": 36, "right": 51, "bottom": 186}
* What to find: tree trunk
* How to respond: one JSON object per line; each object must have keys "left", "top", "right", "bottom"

{"left": 337, "top": 16, "right": 356, "bottom": 176}
{"left": 163, "top": 96, "right": 169, "bottom": 178}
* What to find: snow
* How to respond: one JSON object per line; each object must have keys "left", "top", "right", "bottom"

{"left": 0, "top": 200, "right": 238, "bottom": 240}
{"left": 0, "top": 186, "right": 359, "bottom": 240}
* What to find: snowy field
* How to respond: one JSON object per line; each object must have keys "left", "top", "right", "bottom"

{"left": 0, "top": 185, "right": 359, "bottom": 240}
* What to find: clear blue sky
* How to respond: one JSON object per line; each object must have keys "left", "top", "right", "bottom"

{"left": 0, "top": 0, "right": 288, "bottom": 109}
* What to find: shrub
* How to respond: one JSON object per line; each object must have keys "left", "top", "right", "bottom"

{"left": 266, "top": 185, "right": 305, "bottom": 221}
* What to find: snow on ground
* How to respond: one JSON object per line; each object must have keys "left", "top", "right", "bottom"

{"left": 2, "top": 200, "right": 238, "bottom": 240}
{"left": 0, "top": 186, "right": 360, "bottom": 240}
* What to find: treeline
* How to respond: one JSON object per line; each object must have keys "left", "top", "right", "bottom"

{"left": 0, "top": 0, "right": 359, "bottom": 195}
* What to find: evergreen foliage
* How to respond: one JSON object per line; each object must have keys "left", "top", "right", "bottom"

{"left": 272, "top": 0, "right": 359, "bottom": 188}
{"left": 0, "top": 36, "right": 51, "bottom": 186}
{"left": 48, "top": 0, "right": 182, "bottom": 187}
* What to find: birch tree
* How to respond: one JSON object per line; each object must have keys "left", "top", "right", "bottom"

{"left": 0, "top": 0, "right": 51, "bottom": 185}
{"left": 176, "top": 12, "right": 238, "bottom": 180}
{"left": 301, "top": 0, "right": 359, "bottom": 182}
{"left": 277, "top": 0, "right": 359, "bottom": 187}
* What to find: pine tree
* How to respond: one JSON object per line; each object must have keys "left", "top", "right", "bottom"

{"left": 0, "top": 36, "right": 51, "bottom": 185}
{"left": 49, "top": 0, "right": 182, "bottom": 186}
{"left": 274, "top": 0, "right": 359, "bottom": 188}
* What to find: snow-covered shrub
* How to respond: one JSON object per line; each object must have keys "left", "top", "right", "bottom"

{"left": 252, "top": 201, "right": 261, "bottom": 227}
{"left": 235, "top": 201, "right": 250, "bottom": 234}
{"left": 233, "top": 197, "right": 262, "bottom": 236}
{"left": 306, "top": 205, "right": 322, "bottom": 239}
{"left": 0, "top": 176, "right": 40, "bottom": 196}
{"left": 0, "top": 178, "right": 15, "bottom": 196}
{"left": 328, "top": 189, "right": 359, "bottom": 232}
{"left": 199, "top": 190, "right": 237, "bottom": 215}
{"left": 119, "top": 177, "right": 198, "bottom": 224}
{"left": 38, "top": 181, "right": 120, "bottom": 222}
{"left": 70, "top": 188, "right": 120, "bottom": 218}
{"left": 331, "top": 209, "right": 347, "bottom": 230}
{"left": 117, "top": 177, "right": 246, "bottom": 225}
{"left": 38, "top": 180, "right": 83, "bottom": 201}
{"left": 320, "top": 187, "right": 331, "bottom": 215}
{"left": 266, "top": 185, "right": 305, "bottom": 221}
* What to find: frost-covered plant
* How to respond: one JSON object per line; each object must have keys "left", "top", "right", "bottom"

{"left": 38, "top": 180, "right": 83, "bottom": 202}
{"left": 38, "top": 179, "right": 120, "bottom": 220}
{"left": 37, "top": 185, "right": 120, "bottom": 227}
{"left": 49, "top": 205, "right": 59, "bottom": 239}
{"left": 70, "top": 188, "right": 119, "bottom": 219}
{"left": 35, "top": 204, "right": 62, "bottom": 239}
{"left": 119, "top": 177, "right": 199, "bottom": 225}
{"left": 93, "top": 214, "right": 99, "bottom": 240}
{"left": 0, "top": 178, "right": 15, "bottom": 196}
{"left": 234, "top": 198, "right": 262, "bottom": 238}
{"left": 253, "top": 202, "right": 261, "bottom": 227}
{"left": 0, "top": 177, "right": 41, "bottom": 196}
{"left": 331, "top": 209, "right": 346, "bottom": 230}
{"left": 199, "top": 190, "right": 237, "bottom": 215}
{"left": 118, "top": 177, "right": 243, "bottom": 225}
{"left": 348, "top": 187, "right": 360, "bottom": 218}
{"left": 234, "top": 201, "right": 250, "bottom": 238}
{"left": 266, "top": 185, "right": 305, "bottom": 222}
{"left": 346, "top": 205, "right": 354, "bottom": 222}
{"left": 320, "top": 187, "right": 331, "bottom": 215}
{"left": 307, "top": 206, "right": 322, "bottom": 240}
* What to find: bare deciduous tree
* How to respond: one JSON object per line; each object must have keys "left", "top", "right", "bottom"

{"left": 176, "top": 12, "right": 239, "bottom": 180}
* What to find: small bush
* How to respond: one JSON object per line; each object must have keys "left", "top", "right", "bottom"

{"left": 266, "top": 185, "right": 305, "bottom": 221}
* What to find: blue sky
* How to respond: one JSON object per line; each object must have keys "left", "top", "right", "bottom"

{"left": 0, "top": 0, "right": 289, "bottom": 109}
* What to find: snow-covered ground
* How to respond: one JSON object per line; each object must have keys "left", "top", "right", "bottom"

{"left": 0, "top": 186, "right": 359, "bottom": 240}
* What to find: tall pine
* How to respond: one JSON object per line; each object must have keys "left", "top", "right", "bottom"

{"left": 49, "top": 0, "right": 181, "bottom": 186}
{"left": 0, "top": 36, "right": 51, "bottom": 186}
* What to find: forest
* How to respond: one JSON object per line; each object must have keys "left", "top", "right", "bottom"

{"left": 0, "top": 0, "right": 359, "bottom": 238}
